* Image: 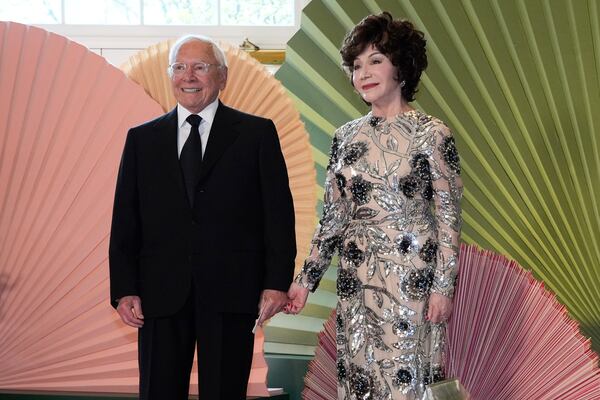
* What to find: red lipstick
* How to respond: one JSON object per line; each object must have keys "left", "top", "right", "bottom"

{"left": 362, "top": 83, "right": 378, "bottom": 90}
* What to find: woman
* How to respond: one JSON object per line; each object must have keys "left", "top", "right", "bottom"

{"left": 286, "top": 11, "right": 463, "bottom": 399}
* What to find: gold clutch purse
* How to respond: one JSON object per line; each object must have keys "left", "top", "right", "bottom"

{"left": 422, "top": 378, "right": 470, "bottom": 400}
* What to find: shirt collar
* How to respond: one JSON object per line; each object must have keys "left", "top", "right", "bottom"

{"left": 177, "top": 99, "right": 219, "bottom": 128}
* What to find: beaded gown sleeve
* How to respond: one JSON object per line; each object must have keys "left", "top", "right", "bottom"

{"left": 427, "top": 124, "right": 463, "bottom": 297}
{"left": 295, "top": 128, "right": 353, "bottom": 291}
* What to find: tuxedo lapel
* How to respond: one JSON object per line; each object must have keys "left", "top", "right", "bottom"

{"left": 154, "top": 107, "right": 187, "bottom": 202}
{"left": 195, "top": 102, "right": 241, "bottom": 185}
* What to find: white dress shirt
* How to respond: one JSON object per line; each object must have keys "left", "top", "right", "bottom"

{"left": 176, "top": 99, "right": 219, "bottom": 158}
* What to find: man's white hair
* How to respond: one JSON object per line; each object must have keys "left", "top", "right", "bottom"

{"left": 168, "top": 34, "right": 228, "bottom": 76}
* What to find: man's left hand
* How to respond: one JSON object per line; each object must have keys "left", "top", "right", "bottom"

{"left": 257, "top": 289, "right": 288, "bottom": 326}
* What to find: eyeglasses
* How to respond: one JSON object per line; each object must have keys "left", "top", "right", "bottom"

{"left": 168, "top": 61, "right": 221, "bottom": 76}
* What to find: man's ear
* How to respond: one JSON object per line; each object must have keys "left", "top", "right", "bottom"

{"left": 219, "top": 67, "right": 228, "bottom": 91}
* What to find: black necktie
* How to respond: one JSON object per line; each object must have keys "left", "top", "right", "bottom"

{"left": 181, "top": 114, "right": 202, "bottom": 206}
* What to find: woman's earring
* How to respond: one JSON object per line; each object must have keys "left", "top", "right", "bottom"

{"left": 400, "top": 80, "right": 406, "bottom": 88}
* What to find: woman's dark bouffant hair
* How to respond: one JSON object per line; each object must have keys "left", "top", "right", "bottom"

{"left": 340, "top": 12, "right": 427, "bottom": 102}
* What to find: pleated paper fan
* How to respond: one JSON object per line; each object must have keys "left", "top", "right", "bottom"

{"left": 0, "top": 21, "right": 163, "bottom": 391}
{"left": 120, "top": 40, "right": 317, "bottom": 278}
{"left": 302, "top": 309, "right": 336, "bottom": 400}
{"left": 275, "top": 0, "right": 600, "bottom": 351}
{"left": 302, "top": 244, "right": 600, "bottom": 399}
{"left": 120, "top": 40, "right": 319, "bottom": 359}
{"left": 447, "top": 245, "right": 600, "bottom": 399}
{"left": 0, "top": 22, "right": 275, "bottom": 397}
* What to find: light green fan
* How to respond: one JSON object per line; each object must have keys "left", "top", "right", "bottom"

{"left": 266, "top": 0, "right": 600, "bottom": 355}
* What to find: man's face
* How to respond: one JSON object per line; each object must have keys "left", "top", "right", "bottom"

{"left": 170, "top": 41, "right": 227, "bottom": 113}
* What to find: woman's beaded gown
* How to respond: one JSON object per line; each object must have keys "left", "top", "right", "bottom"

{"left": 296, "top": 110, "right": 463, "bottom": 399}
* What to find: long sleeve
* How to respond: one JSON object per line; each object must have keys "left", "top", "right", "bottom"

{"left": 109, "top": 129, "right": 142, "bottom": 308}
{"left": 295, "top": 130, "right": 353, "bottom": 292}
{"left": 428, "top": 124, "right": 463, "bottom": 298}
{"left": 259, "top": 120, "right": 297, "bottom": 291}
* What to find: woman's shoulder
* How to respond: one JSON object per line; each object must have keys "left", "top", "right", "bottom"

{"left": 334, "top": 114, "right": 370, "bottom": 139}
{"left": 416, "top": 112, "right": 461, "bottom": 171}
{"left": 416, "top": 111, "right": 453, "bottom": 138}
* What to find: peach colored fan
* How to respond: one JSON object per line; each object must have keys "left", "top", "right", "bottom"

{"left": 0, "top": 21, "right": 271, "bottom": 397}
{"left": 301, "top": 244, "right": 600, "bottom": 399}
{"left": 120, "top": 38, "right": 317, "bottom": 397}
{"left": 0, "top": 21, "right": 163, "bottom": 392}
{"left": 121, "top": 40, "right": 317, "bottom": 278}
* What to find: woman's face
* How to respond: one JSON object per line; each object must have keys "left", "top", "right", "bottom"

{"left": 352, "top": 44, "right": 402, "bottom": 106}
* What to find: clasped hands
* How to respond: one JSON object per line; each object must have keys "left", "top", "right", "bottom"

{"left": 254, "top": 286, "right": 307, "bottom": 325}
{"left": 254, "top": 284, "right": 311, "bottom": 326}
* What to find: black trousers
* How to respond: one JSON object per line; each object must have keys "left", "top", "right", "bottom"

{"left": 138, "top": 284, "right": 256, "bottom": 400}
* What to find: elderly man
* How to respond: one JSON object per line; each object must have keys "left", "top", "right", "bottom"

{"left": 109, "top": 35, "right": 296, "bottom": 399}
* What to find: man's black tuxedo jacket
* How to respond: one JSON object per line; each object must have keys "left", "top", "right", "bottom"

{"left": 109, "top": 103, "right": 296, "bottom": 318}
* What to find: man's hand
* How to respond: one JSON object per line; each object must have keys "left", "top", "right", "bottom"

{"left": 117, "top": 295, "right": 144, "bottom": 328}
{"left": 257, "top": 289, "right": 288, "bottom": 326}
{"left": 284, "top": 282, "right": 309, "bottom": 314}
{"left": 427, "top": 292, "right": 453, "bottom": 324}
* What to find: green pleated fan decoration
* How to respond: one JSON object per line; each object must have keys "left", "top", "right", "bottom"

{"left": 265, "top": 0, "right": 600, "bottom": 355}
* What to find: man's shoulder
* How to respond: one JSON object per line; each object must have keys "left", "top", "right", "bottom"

{"left": 217, "top": 103, "right": 272, "bottom": 126}
{"left": 129, "top": 109, "right": 176, "bottom": 133}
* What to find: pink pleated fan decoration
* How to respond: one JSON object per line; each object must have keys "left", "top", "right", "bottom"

{"left": 302, "top": 309, "right": 337, "bottom": 400}
{"left": 447, "top": 244, "right": 600, "bottom": 399}
{"left": 0, "top": 21, "right": 273, "bottom": 397}
{"left": 302, "top": 244, "right": 600, "bottom": 399}
{"left": 0, "top": 21, "right": 163, "bottom": 392}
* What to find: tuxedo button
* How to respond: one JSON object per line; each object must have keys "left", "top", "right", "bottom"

{"left": 198, "top": 189, "right": 205, "bottom": 193}
{"left": 191, "top": 220, "right": 197, "bottom": 225}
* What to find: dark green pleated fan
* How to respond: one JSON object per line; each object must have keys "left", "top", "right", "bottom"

{"left": 264, "top": 0, "right": 600, "bottom": 356}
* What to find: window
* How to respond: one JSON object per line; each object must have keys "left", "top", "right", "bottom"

{"left": 0, "top": 0, "right": 61, "bottom": 24}
{"left": 0, "top": 0, "right": 295, "bottom": 26}
{"left": 1, "top": 0, "right": 307, "bottom": 65}
{"left": 64, "top": 0, "right": 140, "bottom": 24}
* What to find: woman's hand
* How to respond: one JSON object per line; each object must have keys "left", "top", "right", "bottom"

{"left": 427, "top": 292, "right": 453, "bottom": 324}
{"left": 284, "top": 282, "right": 310, "bottom": 314}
